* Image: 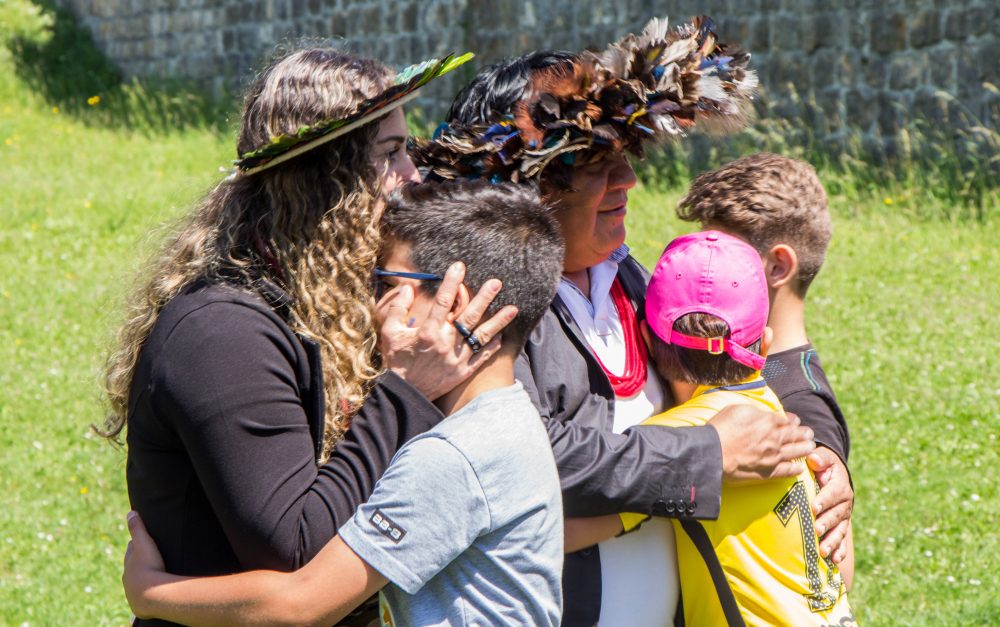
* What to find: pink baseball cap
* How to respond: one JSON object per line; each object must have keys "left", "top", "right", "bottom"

{"left": 645, "top": 230, "right": 769, "bottom": 370}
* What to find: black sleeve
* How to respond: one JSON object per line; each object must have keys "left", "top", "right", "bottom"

{"left": 515, "top": 347, "right": 723, "bottom": 520}
{"left": 153, "top": 302, "right": 443, "bottom": 571}
{"left": 782, "top": 389, "right": 850, "bottom": 464}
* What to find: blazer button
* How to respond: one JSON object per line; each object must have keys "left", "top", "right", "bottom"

{"left": 687, "top": 501, "right": 697, "bottom": 514}
{"left": 666, "top": 499, "right": 677, "bottom": 514}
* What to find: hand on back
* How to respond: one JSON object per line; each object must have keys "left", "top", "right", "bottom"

{"left": 122, "top": 511, "right": 166, "bottom": 620}
{"left": 708, "top": 405, "right": 815, "bottom": 482}
{"left": 808, "top": 447, "right": 854, "bottom": 563}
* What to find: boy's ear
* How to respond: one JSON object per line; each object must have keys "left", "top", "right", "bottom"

{"left": 639, "top": 319, "right": 652, "bottom": 348}
{"left": 448, "top": 283, "right": 472, "bottom": 322}
{"left": 763, "top": 244, "right": 799, "bottom": 289}
{"left": 761, "top": 326, "right": 773, "bottom": 358}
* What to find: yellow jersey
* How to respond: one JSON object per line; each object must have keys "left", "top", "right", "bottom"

{"left": 622, "top": 375, "right": 855, "bottom": 626}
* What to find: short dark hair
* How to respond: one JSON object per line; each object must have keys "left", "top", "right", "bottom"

{"left": 648, "top": 313, "right": 761, "bottom": 386}
{"left": 445, "top": 50, "right": 581, "bottom": 191}
{"left": 676, "top": 153, "right": 831, "bottom": 297}
{"left": 382, "top": 180, "right": 565, "bottom": 349}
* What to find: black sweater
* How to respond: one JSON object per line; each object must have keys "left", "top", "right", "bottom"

{"left": 125, "top": 280, "right": 444, "bottom": 599}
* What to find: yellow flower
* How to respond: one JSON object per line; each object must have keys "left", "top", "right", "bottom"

{"left": 4, "top": 137, "right": 12, "bottom": 146}
{"left": 80, "top": 486, "right": 90, "bottom": 495}
{"left": 84, "top": 200, "right": 92, "bottom": 209}
{"left": 51, "top": 106, "right": 59, "bottom": 114}
{"left": 14, "top": 338, "right": 22, "bottom": 346}
{"left": 30, "top": 222, "right": 38, "bottom": 231}
{"left": 2, "top": 105, "right": 11, "bottom": 114}
{"left": 883, "top": 197, "right": 893, "bottom": 205}
{"left": 87, "top": 95, "right": 101, "bottom": 106}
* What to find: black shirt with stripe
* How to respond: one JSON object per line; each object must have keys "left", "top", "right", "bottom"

{"left": 762, "top": 343, "right": 850, "bottom": 464}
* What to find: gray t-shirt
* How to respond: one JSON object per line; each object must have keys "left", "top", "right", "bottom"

{"left": 338, "top": 382, "right": 563, "bottom": 626}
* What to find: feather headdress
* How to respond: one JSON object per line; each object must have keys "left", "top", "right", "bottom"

{"left": 235, "top": 53, "right": 473, "bottom": 175}
{"left": 413, "top": 17, "right": 757, "bottom": 183}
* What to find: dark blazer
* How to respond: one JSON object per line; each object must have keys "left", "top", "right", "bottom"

{"left": 126, "top": 279, "right": 444, "bottom": 626}
{"left": 516, "top": 255, "right": 725, "bottom": 626}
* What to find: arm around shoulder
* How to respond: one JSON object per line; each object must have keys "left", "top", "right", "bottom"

{"left": 545, "top": 414, "right": 724, "bottom": 519}
{"left": 515, "top": 339, "right": 724, "bottom": 519}
{"left": 126, "top": 510, "right": 387, "bottom": 626}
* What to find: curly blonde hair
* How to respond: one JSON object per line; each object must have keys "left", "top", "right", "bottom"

{"left": 100, "top": 48, "right": 393, "bottom": 461}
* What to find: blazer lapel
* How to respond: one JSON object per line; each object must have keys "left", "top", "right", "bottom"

{"left": 549, "top": 292, "right": 602, "bottom": 365}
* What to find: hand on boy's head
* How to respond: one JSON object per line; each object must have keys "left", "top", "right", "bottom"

{"left": 375, "top": 283, "right": 414, "bottom": 330}
{"left": 808, "top": 447, "right": 854, "bottom": 562}
{"left": 379, "top": 262, "right": 515, "bottom": 400}
{"left": 708, "top": 405, "right": 815, "bottom": 483}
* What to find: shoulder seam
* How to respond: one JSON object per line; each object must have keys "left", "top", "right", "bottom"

{"left": 419, "top": 435, "right": 494, "bottom": 532}
{"left": 159, "top": 298, "right": 290, "bottom": 350}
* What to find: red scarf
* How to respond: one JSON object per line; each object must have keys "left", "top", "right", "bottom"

{"left": 591, "top": 278, "right": 648, "bottom": 397}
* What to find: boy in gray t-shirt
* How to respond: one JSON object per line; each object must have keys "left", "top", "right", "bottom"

{"left": 122, "top": 181, "right": 566, "bottom": 626}
{"left": 340, "top": 381, "right": 561, "bottom": 625}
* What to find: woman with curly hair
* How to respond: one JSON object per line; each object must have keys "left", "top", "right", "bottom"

{"left": 100, "top": 46, "right": 507, "bottom": 625}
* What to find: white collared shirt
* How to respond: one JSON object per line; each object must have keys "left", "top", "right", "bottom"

{"left": 556, "top": 245, "right": 678, "bottom": 626}
{"left": 555, "top": 245, "right": 666, "bottom": 432}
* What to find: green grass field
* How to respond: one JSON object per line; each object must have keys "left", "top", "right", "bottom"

{"left": 1, "top": 3, "right": 998, "bottom": 625}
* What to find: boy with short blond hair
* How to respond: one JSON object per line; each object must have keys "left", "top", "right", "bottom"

{"left": 678, "top": 152, "right": 850, "bottom": 476}
{"left": 677, "top": 152, "right": 831, "bottom": 298}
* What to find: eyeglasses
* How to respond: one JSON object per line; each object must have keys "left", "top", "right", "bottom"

{"left": 373, "top": 267, "right": 443, "bottom": 299}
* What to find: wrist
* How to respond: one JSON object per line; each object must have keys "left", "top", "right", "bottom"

{"left": 706, "top": 422, "right": 735, "bottom": 477}
{"left": 127, "top": 573, "right": 156, "bottom": 619}
{"left": 132, "top": 569, "right": 176, "bottom": 620}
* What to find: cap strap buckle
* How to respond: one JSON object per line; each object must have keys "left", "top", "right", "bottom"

{"left": 707, "top": 337, "right": 725, "bottom": 355}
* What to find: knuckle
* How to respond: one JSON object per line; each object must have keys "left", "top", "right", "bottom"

{"left": 416, "top": 326, "right": 437, "bottom": 344}
{"left": 465, "top": 298, "right": 488, "bottom": 316}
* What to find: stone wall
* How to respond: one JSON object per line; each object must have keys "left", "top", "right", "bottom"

{"left": 58, "top": 0, "right": 999, "bottom": 147}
